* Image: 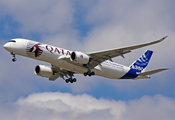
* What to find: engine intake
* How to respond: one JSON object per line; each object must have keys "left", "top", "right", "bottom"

{"left": 35, "top": 65, "right": 53, "bottom": 78}
{"left": 70, "top": 51, "right": 90, "bottom": 64}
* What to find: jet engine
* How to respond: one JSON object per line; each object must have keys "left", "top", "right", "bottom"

{"left": 34, "top": 65, "right": 53, "bottom": 78}
{"left": 70, "top": 51, "right": 90, "bottom": 64}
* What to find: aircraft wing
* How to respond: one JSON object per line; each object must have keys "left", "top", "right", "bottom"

{"left": 88, "top": 36, "right": 167, "bottom": 68}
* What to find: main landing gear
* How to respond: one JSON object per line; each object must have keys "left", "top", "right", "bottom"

{"left": 65, "top": 78, "right": 77, "bottom": 83}
{"left": 65, "top": 73, "right": 77, "bottom": 83}
{"left": 83, "top": 64, "right": 95, "bottom": 77}
{"left": 11, "top": 52, "right": 17, "bottom": 62}
{"left": 84, "top": 70, "right": 95, "bottom": 77}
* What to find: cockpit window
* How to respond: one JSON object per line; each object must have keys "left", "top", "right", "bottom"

{"left": 9, "top": 40, "right": 16, "bottom": 42}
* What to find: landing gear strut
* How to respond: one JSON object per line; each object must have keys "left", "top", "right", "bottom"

{"left": 83, "top": 64, "right": 95, "bottom": 77}
{"left": 11, "top": 52, "right": 17, "bottom": 62}
{"left": 65, "top": 73, "right": 77, "bottom": 83}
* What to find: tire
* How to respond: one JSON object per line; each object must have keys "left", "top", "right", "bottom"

{"left": 70, "top": 80, "right": 73, "bottom": 83}
{"left": 87, "top": 71, "right": 91, "bottom": 75}
{"left": 91, "top": 71, "right": 95, "bottom": 75}
{"left": 12, "top": 58, "right": 16, "bottom": 62}
{"left": 65, "top": 79, "right": 69, "bottom": 83}
{"left": 84, "top": 72, "right": 87, "bottom": 76}
{"left": 73, "top": 78, "right": 77, "bottom": 82}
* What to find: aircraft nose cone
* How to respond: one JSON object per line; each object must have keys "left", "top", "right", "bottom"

{"left": 3, "top": 43, "right": 11, "bottom": 51}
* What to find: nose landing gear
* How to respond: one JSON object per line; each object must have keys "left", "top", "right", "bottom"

{"left": 11, "top": 52, "right": 17, "bottom": 62}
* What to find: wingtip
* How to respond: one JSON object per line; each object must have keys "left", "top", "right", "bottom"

{"left": 162, "top": 36, "right": 168, "bottom": 40}
{"left": 163, "top": 68, "right": 169, "bottom": 70}
{"left": 159, "top": 68, "right": 169, "bottom": 72}
{"left": 157, "top": 36, "right": 168, "bottom": 43}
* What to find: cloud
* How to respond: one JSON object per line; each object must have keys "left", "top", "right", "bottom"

{"left": 39, "top": 0, "right": 174, "bottom": 93}
{"left": 0, "top": 1, "right": 175, "bottom": 119}
{"left": 0, "top": 0, "right": 74, "bottom": 34}
{"left": 0, "top": 92, "right": 174, "bottom": 120}
{"left": 0, "top": 0, "right": 174, "bottom": 101}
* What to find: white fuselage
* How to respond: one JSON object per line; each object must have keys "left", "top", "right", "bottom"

{"left": 4, "top": 37, "right": 168, "bottom": 81}
{"left": 3, "top": 38, "right": 132, "bottom": 79}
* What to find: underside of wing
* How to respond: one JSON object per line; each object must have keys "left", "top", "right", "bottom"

{"left": 49, "top": 65, "right": 74, "bottom": 81}
{"left": 88, "top": 36, "right": 167, "bottom": 68}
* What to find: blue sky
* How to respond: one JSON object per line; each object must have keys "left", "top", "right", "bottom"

{"left": 0, "top": 0, "right": 175, "bottom": 119}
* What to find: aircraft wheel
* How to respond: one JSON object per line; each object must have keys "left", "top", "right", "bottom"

{"left": 84, "top": 71, "right": 95, "bottom": 77}
{"left": 87, "top": 71, "right": 91, "bottom": 75}
{"left": 65, "top": 79, "right": 69, "bottom": 83}
{"left": 70, "top": 80, "right": 74, "bottom": 83}
{"left": 12, "top": 58, "right": 17, "bottom": 62}
{"left": 91, "top": 71, "right": 95, "bottom": 75}
{"left": 84, "top": 72, "right": 87, "bottom": 76}
{"left": 73, "top": 78, "right": 77, "bottom": 82}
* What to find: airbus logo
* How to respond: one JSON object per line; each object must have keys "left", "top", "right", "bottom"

{"left": 131, "top": 65, "right": 144, "bottom": 71}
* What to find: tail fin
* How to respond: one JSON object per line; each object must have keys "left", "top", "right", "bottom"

{"left": 129, "top": 50, "right": 153, "bottom": 73}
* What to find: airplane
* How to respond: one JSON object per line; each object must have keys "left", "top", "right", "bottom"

{"left": 3, "top": 36, "right": 168, "bottom": 83}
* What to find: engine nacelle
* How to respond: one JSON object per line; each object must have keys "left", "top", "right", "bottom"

{"left": 34, "top": 65, "right": 53, "bottom": 78}
{"left": 70, "top": 51, "right": 90, "bottom": 64}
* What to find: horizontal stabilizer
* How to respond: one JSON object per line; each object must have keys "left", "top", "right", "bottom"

{"left": 137, "top": 68, "right": 168, "bottom": 76}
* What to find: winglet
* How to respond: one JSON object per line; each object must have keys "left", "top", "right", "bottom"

{"left": 159, "top": 36, "right": 168, "bottom": 42}
{"left": 150, "top": 36, "right": 168, "bottom": 45}
{"left": 162, "top": 36, "right": 168, "bottom": 40}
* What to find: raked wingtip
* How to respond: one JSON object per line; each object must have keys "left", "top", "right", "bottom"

{"left": 162, "top": 36, "right": 168, "bottom": 40}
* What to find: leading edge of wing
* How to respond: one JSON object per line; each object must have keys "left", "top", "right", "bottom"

{"left": 87, "top": 36, "right": 167, "bottom": 57}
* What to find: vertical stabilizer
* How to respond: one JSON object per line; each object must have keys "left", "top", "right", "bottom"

{"left": 129, "top": 50, "right": 153, "bottom": 73}
{"left": 120, "top": 50, "right": 153, "bottom": 79}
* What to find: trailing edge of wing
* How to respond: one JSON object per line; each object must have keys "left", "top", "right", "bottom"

{"left": 124, "top": 36, "right": 168, "bottom": 51}
{"left": 137, "top": 68, "right": 168, "bottom": 76}
{"left": 88, "top": 36, "right": 167, "bottom": 68}
{"left": 88, "top": 36, "right": 167, "bottom": 56}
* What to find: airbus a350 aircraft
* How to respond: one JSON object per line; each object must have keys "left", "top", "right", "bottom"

{"left": 3, "top": 36, "right": 168, "bottom": 83}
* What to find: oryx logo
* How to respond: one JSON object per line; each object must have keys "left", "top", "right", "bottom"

{"left": 26, "top": 42, "right": 43, "bottom": 57}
